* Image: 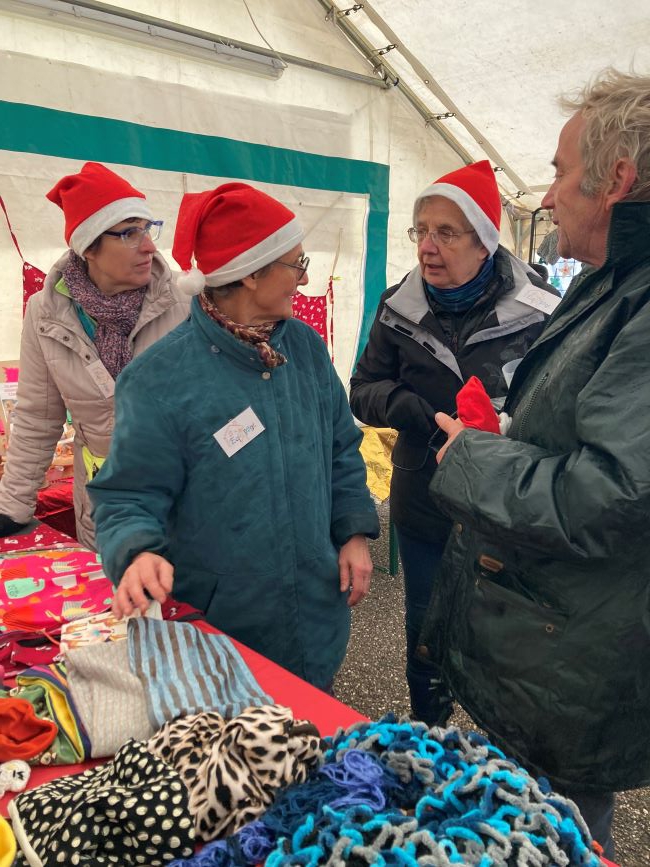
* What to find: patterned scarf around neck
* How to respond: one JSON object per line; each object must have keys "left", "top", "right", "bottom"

{"left": 199, "top": 293, "right": 287, "bottom": 369}
{"left": 63, "top": 252, "right": 147, "bottom": 380}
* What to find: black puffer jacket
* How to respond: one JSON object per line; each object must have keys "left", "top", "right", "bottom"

{"left": 350, "top": 246, "right": 556, "bottom": 542}
{"left": 421, "top": 202, "right": 650, "bottom": 792}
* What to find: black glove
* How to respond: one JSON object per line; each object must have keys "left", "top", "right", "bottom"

{"left": 0, "top": 513, "right": 29, "bottom": 537}
{"left": 385, "top": 388, "right": 437, "bottom": 437}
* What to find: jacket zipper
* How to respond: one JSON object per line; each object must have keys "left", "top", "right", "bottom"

{"left": 518, "top": 372, "right": 548, "bottom": 439}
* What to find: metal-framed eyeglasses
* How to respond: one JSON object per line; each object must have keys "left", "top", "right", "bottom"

{"left": 102, "top": 220, "right": 163, "bottom": 248}
{"left": 276, "top": 254, "right": 310, "bottom": 280}
{"left": 407, "top": 226, "right": 475, "bottom": 247}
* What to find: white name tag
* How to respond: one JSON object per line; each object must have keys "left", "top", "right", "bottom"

{"left": 515, "top": 285, "right": 562, "bottom": 316}
{"left": 86, "top": 359, "right": 115, "bottom": 398}
{"left": 214, "top": 406, "right": 265, "bottom": 457}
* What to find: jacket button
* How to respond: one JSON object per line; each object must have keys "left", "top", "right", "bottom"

{"left": 416, "top": 644, "right": 430, "bottom": 659}
{"left": 545, "top": 624, "right": 555, "bottom": 634}
{"left": 453, "top": 522, "right": 463, "bottom": 534}
{"left": 210, "top": 345, "right": 220, "bottom": 354}
{"left": 85, "top": 354, "right": 91, "bottom": 361}
{"left": 39, "top": 326, "right": 45, "bottom": 333}
{"left": 63, "top": 335, "right": 69, "bottom": 341}
{"left": 262, "top": 371, "right": 271, "bottom": 380}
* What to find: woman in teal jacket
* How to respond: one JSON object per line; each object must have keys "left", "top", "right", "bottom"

{"left": 88, "top": 183, "right": 379, "bottom": 690}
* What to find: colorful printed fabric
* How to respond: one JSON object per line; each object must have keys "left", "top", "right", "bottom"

{"left": 148, "top": 704, "right": 323, "bottom": 843}
{"left": 66, "top": 640, "right": 154, "bottom": 758}
{"left": 0, "top": 549, "right": 113, "bottom": 633}
{"left": 0, "top": 524, "right": 75, "bottom": 555}
{"left": 128, "top": 619, "right": 273, "bottom": 728}
{"left": 9, "top": 739, "right": 195, "bottom": 866}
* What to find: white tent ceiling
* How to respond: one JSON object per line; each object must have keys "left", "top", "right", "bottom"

{"left": 330, "top": 0, "right": 650, "bottom": 209}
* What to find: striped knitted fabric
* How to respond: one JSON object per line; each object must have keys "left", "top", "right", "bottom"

{"left": 128, "top": 620, "right": 273, "bottom": 729}
{"left": 66, "top": 640, "right": 154, "bottom": 757}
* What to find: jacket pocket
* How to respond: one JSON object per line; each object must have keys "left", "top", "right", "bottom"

{"left": 449, "top": 562, "right": 568, "bottom": 736}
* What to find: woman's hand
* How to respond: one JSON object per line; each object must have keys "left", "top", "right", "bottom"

{"left": 112, "top": 552, "right": 174, "bottom": 618}
{"left": 434, "top": 412, "right": 466, "bottom": 463}
{"left": 339, "top": 535, "right": 373, "bottom": 607}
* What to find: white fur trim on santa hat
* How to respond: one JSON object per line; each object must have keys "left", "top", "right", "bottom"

{"left": 177, "top": 268, "right": 206, "bottom": 296}
{"left": 413, "top": 182, "right": 499, "bottom": 255}
{"left": 204, "top": 216, "right": 304, "bottom": 287}
{"left": 70, "top": 197, "right": 153, "bottom": 256}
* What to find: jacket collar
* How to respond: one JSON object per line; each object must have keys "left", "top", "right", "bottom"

{"left": 386, "top": 246, "right": 542, "bottom": 327}
{"left": 191, "top": 294, "right": 288, "bottom": 367}
{"left": 604, "top": 201, "right": 650, "bottom": 275}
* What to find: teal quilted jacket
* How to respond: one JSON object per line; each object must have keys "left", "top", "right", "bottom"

{"left": 89, "top": 297, "right": 379, "bottom": 689}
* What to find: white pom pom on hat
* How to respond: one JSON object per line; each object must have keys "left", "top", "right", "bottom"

{"left": 172, "top": 182, "right": 304, "bottom": 291}
{"left": 176, "top": 267, "right": 206, "bottom": 296}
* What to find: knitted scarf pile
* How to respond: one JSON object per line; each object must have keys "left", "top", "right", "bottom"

{"left": 199, "top": 293, "right": 287, "bottom": 369}
{"left": 170, "top": 714, "right": 602, "bottom": 867}
{"left": 63, "top": 252, "right": 146, "bottom": 379}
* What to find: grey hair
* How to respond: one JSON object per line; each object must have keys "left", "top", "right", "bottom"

{"left": 413, "top": 196, "right": 485, "bottom": 249}
{"left": 559, "top": 68, "right": 650, "bottom": 201}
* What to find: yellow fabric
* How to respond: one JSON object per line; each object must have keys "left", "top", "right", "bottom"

{"left": 82, "top": 445, "right": 106, "bottom": 482}
{"left": 359, "top": 426, "right": 397, "bottom": 502}
{"left": 0, "top": 815, "right": 17, "bottom": 867}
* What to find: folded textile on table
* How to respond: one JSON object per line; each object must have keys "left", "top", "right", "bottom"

{"left": 0, "top": 698, "right": 57, "bottom": 762}
{"left": 66, "top": 639, "right": 154, "bottom": 757}
{"left": 9, "top": 738, "right": 195, "bottom": 867}
{"left": 0, "top": 815, "right": 16, "bottom": 867}
{"left": 148, "top": 704, "right": 323, "bottom": 842}
{"left": 128, "top": 619, "right": 273, "bottom": 729}
{"left": 11, "top": 663, "right": 90, "bottom": 764}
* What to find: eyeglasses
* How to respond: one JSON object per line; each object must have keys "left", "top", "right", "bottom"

{"left": 102, "top": 220, "right": 163, "bottom": 248}
{"left": 276, "top": 254, "right": 310, "bottom": 280}
{"left": 407, "top": 226, "right": 475, "bottom": 247}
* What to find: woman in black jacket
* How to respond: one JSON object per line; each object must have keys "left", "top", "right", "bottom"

{"left": 350, "top": 160, "right": 558, "bottom": 725}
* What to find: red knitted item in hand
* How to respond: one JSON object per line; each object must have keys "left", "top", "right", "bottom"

{"left": 456, "top": 376, "right": 501, "bottom": 434}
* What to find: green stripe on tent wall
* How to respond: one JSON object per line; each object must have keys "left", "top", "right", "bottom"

{"left": 0, "top": 100, "right": 388, "bottom": 361}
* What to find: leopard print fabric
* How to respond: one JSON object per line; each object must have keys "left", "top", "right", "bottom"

{"left": 147, "top": 704, "right": 323, "bottom": 842}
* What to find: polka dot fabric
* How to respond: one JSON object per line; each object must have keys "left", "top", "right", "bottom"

{"left": 8, "top": 740, "right": 195, "bottom": 865}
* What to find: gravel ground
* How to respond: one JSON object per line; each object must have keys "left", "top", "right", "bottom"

{"left": 334, "top": 503, "right": 650, "bottom": 867}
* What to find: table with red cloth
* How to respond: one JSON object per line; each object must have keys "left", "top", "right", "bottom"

{"left": 0, "top": 523, "right": 621, "bottom": 867}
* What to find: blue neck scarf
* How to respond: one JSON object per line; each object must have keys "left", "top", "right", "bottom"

{"left": 426, "top": 255, "right": 495, "bottom": 313}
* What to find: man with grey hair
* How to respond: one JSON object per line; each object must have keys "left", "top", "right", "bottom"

{"left": 420, "top": 68, "right": 650, "bottom": 859}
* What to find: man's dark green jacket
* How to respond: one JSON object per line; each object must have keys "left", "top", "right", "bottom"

{"left": 422, "top": 202, "right": 650, "bottom": 792}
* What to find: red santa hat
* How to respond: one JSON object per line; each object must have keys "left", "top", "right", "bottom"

{"left": 413, "top": 160, "right": 501, "bottom": 255}
{"left": 46, "top": 162, "right": 153, "bottom": 256}
{"left": 172, "top": 182, "right": 304, "bottom": 296}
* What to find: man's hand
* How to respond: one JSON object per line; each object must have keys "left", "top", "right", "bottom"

{"left": 112, "top": 552, "right": 174, "bottom": 618}
{"left": 435, "top": 412, "right": 466, "bottom": 463}
{"left": 339, "top": 534, "right": 373, "bottom": 607}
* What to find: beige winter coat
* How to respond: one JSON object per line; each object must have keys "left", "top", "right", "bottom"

{"left": 0, "top": 250, "right": 190, "bottom": 549}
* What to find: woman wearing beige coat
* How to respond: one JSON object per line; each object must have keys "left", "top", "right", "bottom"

{"left": 0, "top": 162, "right": 189, "bottom": 549}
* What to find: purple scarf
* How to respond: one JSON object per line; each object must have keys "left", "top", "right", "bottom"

{"left": 63, "top": 252, "right": 147, "bottom": 379}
